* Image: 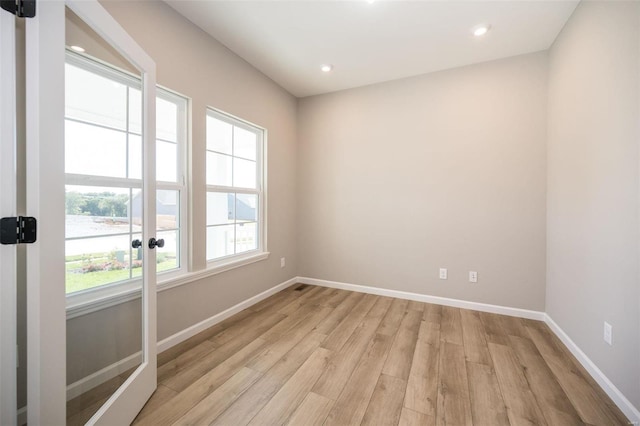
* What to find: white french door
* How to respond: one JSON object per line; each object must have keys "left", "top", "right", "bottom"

{"left": 26, "top": 0, "right": 157, "bottom": 424}
{"left": 0, "top": 7, "right": 17, "bottom": 426}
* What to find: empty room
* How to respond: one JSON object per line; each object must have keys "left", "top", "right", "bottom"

{"left": 0, "top": 0, "right": 639, "bottom": 424}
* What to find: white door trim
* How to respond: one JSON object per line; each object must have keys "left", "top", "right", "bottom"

{"left": 25, "top": 1, "right": 67, "bottom": 423}
{"left": 0, "top": 9, "right": 17, "bottom": 426}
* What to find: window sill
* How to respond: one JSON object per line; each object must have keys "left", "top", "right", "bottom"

{"left": 161, "top": 251, "right": 270, "bottom": 292}
{"left": 66, "top": 251, "right": 270, "bottom": 319}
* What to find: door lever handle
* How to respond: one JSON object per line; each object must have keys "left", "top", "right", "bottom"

{"left": 148, "top": 238, "right": 164, "bottom": 249}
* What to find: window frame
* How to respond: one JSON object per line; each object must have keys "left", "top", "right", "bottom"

{"left": 64, "top": 50, "right": 190, "bottom": 313}
{"left": 205, "top": 108, "right": 267, "bottom": 268}
{"left": 154, "top": 88, "right": 189, "bottom": 282}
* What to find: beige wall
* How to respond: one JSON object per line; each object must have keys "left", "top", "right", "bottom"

{"left": 297, "top": 52, "right": 548, "bottom": 311}
{"left": 63, "top": 0, "right": 298, "bottom": 383}
{"left": 547, "top": 0, "right": 640, "bottom": 409}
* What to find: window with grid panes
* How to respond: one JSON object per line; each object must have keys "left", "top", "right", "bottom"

{"left": 64, "top": 51, "right": 188, "bottom": 294}
{"left": 206, "top": 109, "right": 264, "bottom": 262}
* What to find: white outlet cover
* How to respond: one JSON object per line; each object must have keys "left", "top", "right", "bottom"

{"left": 469, "top": 271, "right": 478, "bottom": 283}
{"left": 280, "top": 257, "right": 285, "bottom": 268}
{"left": 439, "top": 268, "right": 447, "bottom": 279}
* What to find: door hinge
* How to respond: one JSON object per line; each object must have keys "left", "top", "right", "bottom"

{"left": 1, "top": 0, "right": 35, "bottom": 18}
{"left": 1, "top": 216, "right": 37, "bottom": 245}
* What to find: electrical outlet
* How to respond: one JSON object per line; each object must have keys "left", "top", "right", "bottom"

{"left": 604, "top": 322, "right": 612, "bottom": 346}
{"left": 439, "top": 268, "right": 447, "bottom": 280}
{"left": 280, "top": 257, "right": 286, "bottom": 268}
{"left": 469, "top": 271, "right": 478, "bottom": 283}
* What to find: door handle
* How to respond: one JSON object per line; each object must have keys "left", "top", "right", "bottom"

{"left": 131, "top": 239, "right": 142, "bottom": 249}
{"left": 148, "top": 238, "right": 164, "bottom": 249}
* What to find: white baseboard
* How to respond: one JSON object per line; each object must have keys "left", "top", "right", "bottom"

{"left": 157, "top": 276, "right": 298, "bottom": 353}
{"left": 299, "top": 276, "right": 639, "bottom": 423}
{"left": 65, "top": 276, "right": 299, "bottom": 402}
{"left": 544, "top": 314, "right": 640, "bottom": 425}
{"left": 297, "top": 276, "right": 546, "bottom": 320}
{"left": 59, "top": 274, "right": 639, "bottom": 426}
{"left": 66, "top": 352, "right": 141, "bottom": 401}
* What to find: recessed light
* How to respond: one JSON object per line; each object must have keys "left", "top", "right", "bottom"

{"left": 367, "top": 0, "right": 375, "bottom": 3}
{"left": 321, "top": 64, "right": 333, "bottom": 73}
{"left": 70, "top": 45, "right": 85, "bottom": 53}
{"left": 473, "top": 25, "right": 490, "bottom": 37}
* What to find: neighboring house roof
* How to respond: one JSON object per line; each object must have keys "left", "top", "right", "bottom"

{"left": 231, "top": 195, "right": 256, "bottom": 222}
{"left": 130, "top": 191, "right": 255, "bottom": 221}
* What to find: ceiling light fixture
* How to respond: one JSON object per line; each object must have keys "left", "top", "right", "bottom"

{"left": 321, "top": 64, "right": 333, "bottom": 73}
{"left": 367, "top": 0, "right": 375, "bottom": 4}
{"left": 70, "top": 45, "right": 85, "bottom": 53}
{"left": 473, "top": 25, "right": 490, "bottom": 37}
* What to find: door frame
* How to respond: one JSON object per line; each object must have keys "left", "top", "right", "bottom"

{"left": 0, "top": 8, "right": 17, "bottom": 426}
{"left": 25, "top": 1, "right": 157, "bottom": 423}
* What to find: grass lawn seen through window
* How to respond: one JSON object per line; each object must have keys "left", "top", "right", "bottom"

{"left": 66, "top": 251, "right": 177, "bottom": 294}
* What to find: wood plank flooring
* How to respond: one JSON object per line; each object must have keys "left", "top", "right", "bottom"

{"left": 67, "top": 284, "right": 631, "bottom": 426}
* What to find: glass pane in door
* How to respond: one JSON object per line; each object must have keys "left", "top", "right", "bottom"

{"left": 64, "top": 6, "right": 146, "bottom": 424}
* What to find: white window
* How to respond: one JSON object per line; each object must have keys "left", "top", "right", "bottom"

{"left": 206, "top": 109, "right": 265, "bottom": 264}
{"left": 154, "top": 91, "right": 188, "bottom": 281}
{"left": 64, "top": 51, "right": 188, "bottom": 295}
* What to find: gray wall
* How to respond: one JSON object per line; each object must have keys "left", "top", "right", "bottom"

{"left": 546, "top": 0, "right": 640, "bottom": 409}
{"left": 297, "top": 52, "right": 548, "bottom": 311}
{"left": 64, "top": 0, "right": 299, "bottom": 384}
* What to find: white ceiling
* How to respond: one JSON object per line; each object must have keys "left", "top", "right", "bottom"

{"left": 165, "top": 1, "right": 578, "bottom": 98}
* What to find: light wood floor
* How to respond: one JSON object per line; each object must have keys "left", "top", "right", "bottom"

{"left": 67, "top": 284, "right": 630, "bottom": 425}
